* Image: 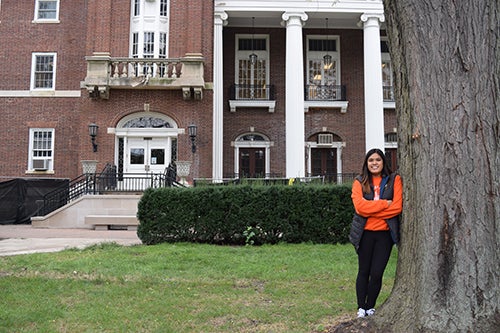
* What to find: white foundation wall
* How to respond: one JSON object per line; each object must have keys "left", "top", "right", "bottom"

{"left": 31, "top": 195, "right": 141, "bottom": 229}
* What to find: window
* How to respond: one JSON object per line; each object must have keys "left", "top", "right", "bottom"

{"left": 235, "top": 35, "right": 269, "bottom": 99}
{"left": 133, "top": 0, "right": 140, "bottom": 16}
{"left": 129, "top": 2, "right": 170, "bottom": 55}
{"left": 160, "top": 0, "right": 168, "bottom": 17}
{"left": 34, "top": 0, "right": 59, "bottom": 22}
{"left": 143, "top": 32, "right": 155, "bottom": 57}
{"left": 159, "top": 32, "right": 167, "bottom": 76}
{"left": 31, "top": 53, "right": 56, "bottom": 90}
{"left": 143, "top": 32, "right": 155, "bottom": 75}
{"left": 306, "top": 35, "right": 341, "bottom": 101}
{"left": 29, "top": 129, "right": 54, "bottom": 171}
{"left": 381, "top": 39, "right": 394, "bottom": 101}
{"left": 132, "top": 33, "right": 139, "bottom": 58}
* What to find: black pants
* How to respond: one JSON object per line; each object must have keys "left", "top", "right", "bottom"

{"left": 356, "top": 230, "right": 393, "bottom": 310}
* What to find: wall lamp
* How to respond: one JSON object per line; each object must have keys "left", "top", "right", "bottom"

{"left": 88, "top": 123, "right": 99, "bottom": 152}
{"left": 188, "top": 124, "right": 197, "bottom": 153}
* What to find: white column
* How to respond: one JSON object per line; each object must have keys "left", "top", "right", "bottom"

{"left": 282, "top": 12, "right": 308, "bottom": 178}
{"left": 212, "top": 11, "right": 227, "bottom": 182}
{"left": 361, "top": 13, "right": 385, "bottom": 152}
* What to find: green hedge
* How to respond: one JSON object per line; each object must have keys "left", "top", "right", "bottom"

{"left": 137, "top": 185, "right": 354, "bottom": 245}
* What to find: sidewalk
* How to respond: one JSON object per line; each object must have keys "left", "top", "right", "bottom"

{"left": 0, "top": 224, "right": 142, "bottom": 256}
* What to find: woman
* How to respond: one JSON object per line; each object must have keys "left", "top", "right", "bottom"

{"left": 349, "top": 148, "right": 403, "bottom": 318}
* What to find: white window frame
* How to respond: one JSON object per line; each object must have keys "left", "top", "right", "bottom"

{"left": 234, "top": 34, "right": 270, "bottom": 87}
{"left": 31, "top": 52, "right": 57, "bottom": 91}
{"left": 28, "top": 128, "right": 55, "bottom": 172}
{"left": 381, "top": 38, "right": 394, "bottom": 99}
{"left": 34, "top": 0, "right": 60, "bottom": 23}
{"left": 130, "top": 0, "right": 170, "bottom": 57}
{"left": 306, "top": 35, "right": 341, "bottom": 86}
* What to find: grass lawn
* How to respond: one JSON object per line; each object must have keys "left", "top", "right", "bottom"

{"left": 0, "top": 243, "right": 397, "bottom": 332}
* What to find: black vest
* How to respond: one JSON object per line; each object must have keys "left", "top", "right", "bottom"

{"left": 349, "top": 173, "right": 400, "bottom": 252}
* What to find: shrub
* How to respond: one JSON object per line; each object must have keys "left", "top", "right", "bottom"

{"left": 137, "top": 184, "right": 354, "bottom": 245}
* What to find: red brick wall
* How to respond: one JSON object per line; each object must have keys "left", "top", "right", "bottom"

{"left": 0, "top": 1, "right": 395, "bottom": 181}
{"left": 222, "top": 27, "right": 386, "bottom": 177}
{"left": 0, "top": 1, "right": 214, "bottom": 180}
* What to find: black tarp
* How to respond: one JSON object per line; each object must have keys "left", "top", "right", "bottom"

{"left": 0, "top": 178, "right": 69, "bottom": 225}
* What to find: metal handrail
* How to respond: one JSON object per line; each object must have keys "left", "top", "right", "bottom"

{"left": 229, "top": 84, "right": 276, "bottom": 100}
{"left": 35, "top": 164, "right": 184, "bottom": 216}
{"left": 304, "top": 84, "right": 346, "bottom": 101}
{"left": 193, "top": 174, "right": 357, "bottom": 186}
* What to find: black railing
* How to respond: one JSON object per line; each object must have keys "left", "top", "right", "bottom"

{"left": 35, "top": 163, "right": 183, "bottom": 217}
{"left": 229, "top": 84, "right": 276, "bottom": 100}
{"left": 304, "top": 84, "right": 346, "bottom": 101}
{"left": 36, "top": 173, "right": 93, "bottom": 216}
{"left": 383, "top": 85, "right": 394, "bottom": 101}
{"left": 193, "top": 173, "right": 357, "bottom": 187}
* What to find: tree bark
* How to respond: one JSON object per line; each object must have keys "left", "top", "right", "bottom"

{"left": 331, "top": 1, "right": 500, "bottom": 332}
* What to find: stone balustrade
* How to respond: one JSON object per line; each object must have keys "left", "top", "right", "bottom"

{"left": 83, "top": 52, "right": 205, "bottom": 100}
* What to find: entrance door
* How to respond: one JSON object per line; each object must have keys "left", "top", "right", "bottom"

{"left": 239, "top": 148, "right": 265, "bottom": 178}
{"left": 311, "top": 148, "right": 337, "bottom": 182}
{"left": 126, "top": 137, "right": 168, "bottom": 174}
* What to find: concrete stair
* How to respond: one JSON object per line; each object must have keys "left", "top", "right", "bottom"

{"left": 31, "top": 194, "right": 141, "bottom": 229}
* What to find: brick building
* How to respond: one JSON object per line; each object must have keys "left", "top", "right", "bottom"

{"left": 0, "top": 0, "right": 397, "bottom": 185}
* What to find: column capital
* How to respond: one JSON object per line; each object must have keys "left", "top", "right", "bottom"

{"left": 281, "top": 11, "right": 308, "bottom": 27}
{"left": 214, "top": 10, "right": 228, "bottom": 26}
{"left": 359, "top": 12, "right": 385, "bottom": 27}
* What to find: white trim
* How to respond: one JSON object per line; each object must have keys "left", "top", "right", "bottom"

{"left": 114, "top": 128, "right": 182, "bottom": 138}
{"left": 306, "top": 34, "right": 341, "bottom": 86}
{"left": 304, "top": 100, "right": 348, "bottom": 113}
{"left": 383, "top": 101, "right": 395, "bottom": 109}
{"left": 234, "top": 33, "right": 270, "bottom": 84}
{"left": 305, "top": 140, "right": 345, "bottom": 183}
{"left": 232, "top": 133, "right": 273, "bottom": 178}
{"left": 229, "top": 100, "right": 276, "bottom": 113}
{"left": 33, "top": 0, "right": 60, "bottom": 23}
{"left": 28, "top": 128, "right": 55, "bottom": 172}
{"left": 30, "top": 52, "right": 57, "bottom": 91}
{"left": 0, "top": 90, "right": 81, "bottom": 97}
{"left": 116, "top": 111, "right": 178, "bottom": 129}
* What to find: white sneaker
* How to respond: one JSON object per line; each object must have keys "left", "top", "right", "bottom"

{"left": 366, "top": 308, "right": 376, "bottom": 316}
{"left": 357, "top": 308, "right": 366, "bottom": 318}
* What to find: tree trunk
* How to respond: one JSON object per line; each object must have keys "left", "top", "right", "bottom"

{"left": 331, "top": 1, "right": 500, "bottom": 332}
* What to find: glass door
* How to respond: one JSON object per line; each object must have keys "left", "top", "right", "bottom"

{"left": 126, "top": 137, "right": 168, "bottom": 174}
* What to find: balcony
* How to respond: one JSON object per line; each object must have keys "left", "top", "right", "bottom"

{"left": 304, "top": 84, "right": 348, "bottom": 113}
{"left": 228, "top": 84, "right": 276, "bottom": 113}
{"left": 82, "top": 52, "right": 205, "bottom": 100}
{"left": 383, "top": 85, "right": 395, "bottom": 109}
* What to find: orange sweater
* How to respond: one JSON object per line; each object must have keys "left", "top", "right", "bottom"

{"left": 351, "top": 174, "right": 403, "bottom": 231}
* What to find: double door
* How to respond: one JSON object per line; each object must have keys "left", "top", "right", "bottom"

{"left": 311, "top": 148, "right": 337, "bottom": 182}
{"left": 239, "top": 148, "right": 265, "bottom": 178}
{"left": 126, "top": 137, "right": 169, "bottom": 174}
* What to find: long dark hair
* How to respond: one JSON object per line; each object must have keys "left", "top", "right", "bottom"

{"left": 359, "top": 148, "right": 392, "bottom": 193}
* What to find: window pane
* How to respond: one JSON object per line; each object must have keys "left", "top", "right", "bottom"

{"left": 132, "top": 33, "right": 139, "bottom": 57}
{"left": 151, "top": 149, "right": 165, "bottom": 165}
{"left": 32, "top": 130, "right": 53, "bottom": 159}
{"left": 38, "top": 1, "right": 57, "bottom": 19}
{"left": 130, "top": 148, "right": 145, "bottom": 164}
{"left": 238, "top": 38, "right": 266, "bottom": 51}
{"left": 134, "top": 0, "right": 140, "bottom": 16}
{"left": 309, "top": 39, "right": 336, "bottom": 52}
{"left": 34, "top": 55, "right": 54, "bottom": 88}
{"left": 171, "top": 138, "right": 177, "bottom": 164}
{"left": 160, "top": 0, "right": 168, "bottom": 16}
{"left": 144, "top": 32, "right": 154, "bottom": 56}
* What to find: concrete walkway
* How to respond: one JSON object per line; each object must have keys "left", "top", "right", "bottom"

{"left": 0, "top": 224, "right": 142, "bottom": 256}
